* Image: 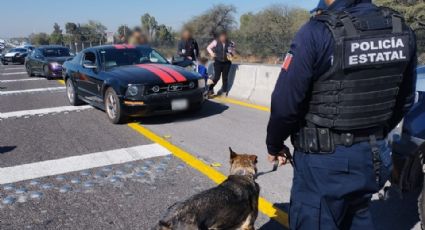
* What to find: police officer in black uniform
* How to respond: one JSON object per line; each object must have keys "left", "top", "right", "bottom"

{"left": 266, "top": 0, "right": 417, "bottom": 228}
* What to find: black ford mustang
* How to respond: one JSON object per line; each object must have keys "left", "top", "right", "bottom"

{"left": 63, "top": 45, "right": 206, "bottom": 124}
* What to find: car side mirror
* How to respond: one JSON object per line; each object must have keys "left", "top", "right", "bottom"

{"left": 83, "top": 60, "right": 97, "bottom": 69}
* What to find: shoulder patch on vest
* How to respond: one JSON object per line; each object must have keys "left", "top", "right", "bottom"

{"left": 282, "top": 52, "right": 293, "bottom": 71}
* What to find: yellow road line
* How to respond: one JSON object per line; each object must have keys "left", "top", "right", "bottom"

{"left": 128, "top": 123, "right": 289, "bottom": 227}
{"left": 214, "top": 97, "right": 270, "bottom": 112}
{"left": 57, "top": 80, "right": 65, "bottom": 85}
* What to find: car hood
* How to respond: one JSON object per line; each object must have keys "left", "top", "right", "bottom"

{"left": 46, "top": 56, "right": 71, "bottom": 65}
{"left": 103, "top": 64, "right": 201, "bottom": 85}
{"left": 4, "top": 52, "right": 20, "bottom": 57}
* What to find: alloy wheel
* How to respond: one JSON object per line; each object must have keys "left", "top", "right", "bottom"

{"left": 106, "top": 93, "right": 117, "bottom": 119}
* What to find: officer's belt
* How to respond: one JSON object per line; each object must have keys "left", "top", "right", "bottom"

{"left": 292, "top": 127, "right": 386, "bottom": 154}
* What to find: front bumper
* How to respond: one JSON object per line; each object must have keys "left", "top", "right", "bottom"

{"left": 2, "top": 56, "right": 24, "bottom": 63}
{"left": 48, "top": 68, "right": 63, "bottom": 78}
{"left": 122, "top": 88, "right": 206, "bottom": 116}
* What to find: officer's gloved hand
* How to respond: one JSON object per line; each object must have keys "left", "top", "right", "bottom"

{"left": 268, "top": 145, "right": 292, "bottom": 167}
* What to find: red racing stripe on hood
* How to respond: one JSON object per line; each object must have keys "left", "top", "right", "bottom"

{"left": 147, "top": 64, "right": 187, "bottom": 82}
{"left": 136, "top": 64, "right": 176, "bottom": 84}
{"left": 113, "top": 44, "right": 136, "bottom": 49}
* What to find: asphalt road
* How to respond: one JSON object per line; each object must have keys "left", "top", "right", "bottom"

{"left": 0, "top": 63, "right": 421, "bottom": 229}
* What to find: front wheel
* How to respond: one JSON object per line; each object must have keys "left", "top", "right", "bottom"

{"left": 43, "top": 65, "right": 52, "bottom": 80}
{"left": 66, "top": 78, "right": 84, "bottom": 106}
{"left": 26, "top": 63, "right": 34, "bottom": 77}
{"left": 104, "top": 88, "right": 127, "bottom": 124}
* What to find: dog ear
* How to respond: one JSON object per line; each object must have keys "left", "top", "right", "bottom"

{"left": 249, "top": 155, "right": 258, "bottom": 164}
{"left": 229, "top": 147, "right": 237, "bottom": 160}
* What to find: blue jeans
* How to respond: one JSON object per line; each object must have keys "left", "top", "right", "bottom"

{"left": 289, "top": 140, "right": 390, "bottom": 230}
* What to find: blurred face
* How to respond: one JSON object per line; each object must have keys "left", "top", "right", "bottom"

{"left": 325, "top": 0, "right": 334, "bottom": 6}
{"left": 182, "top": 30, "right": 191, "bottom": 40}
{"left": 219, "top": 34, "right": 227, "bottom": 43}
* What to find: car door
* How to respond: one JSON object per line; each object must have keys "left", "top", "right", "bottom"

{"left": 33, "top": 49, "right": 45, "bottom": 73}
{"left": 77, "top": 50, "right": 102, "bottom": 101}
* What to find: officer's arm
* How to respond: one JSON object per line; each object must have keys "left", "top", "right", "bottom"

{"left": 266, "top": 24, "right": 318, "bottom": 155}
{"left": 388, "top": 31, "right": 418, "bottom": 130}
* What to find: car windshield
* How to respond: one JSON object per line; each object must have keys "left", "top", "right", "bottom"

{"left": 10, "top": 48, "right": 27, "bottom": 53}
{"left": 43, "top": 48, "right": 70, "bottom": 57}
{"left": 101, "top": 47, "right": 168, "bottom": 69}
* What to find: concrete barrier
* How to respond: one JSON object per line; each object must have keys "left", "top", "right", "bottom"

{"left": 209, "top": 63, "right": 281, "bottom": 107}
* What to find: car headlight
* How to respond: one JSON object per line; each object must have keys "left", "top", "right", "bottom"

{"left": 198, "top": 79, "right": 206, "bottom": 89}
{"left": 127, "top": 85, "right": 139, "bottom": 96}
{"left": 50, "top": 62, "right": 61, "bottom": 69}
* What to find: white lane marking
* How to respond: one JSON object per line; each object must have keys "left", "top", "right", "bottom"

{"left": 0, "top": 144, "right": 171, "bottom": 184}
{"left": 3, "top": 67, "right": 25, "bottom": 71}
{"left": 0, "top": 105, "right": 92, "bottom": 119}
{"left": 0, "top": 87, "right": 65, "bottom": 95}
{"left": 0, "top": 78, "right": 45, "bottom": 83}
{"left": 1, "top": 72, "right": 27, "bottom": 76}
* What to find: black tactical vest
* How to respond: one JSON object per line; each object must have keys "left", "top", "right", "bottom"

{"left": 214, "top": 40, "right": 231, "bottom": 62}
{"left": 306, "top": 7, "right": 413, "bottom": 131}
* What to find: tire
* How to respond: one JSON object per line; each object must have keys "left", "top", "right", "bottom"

{"left": 2, "top": 62, "right": 8, "bottom": 65}
{"left": 66, "top": 78, "right": 84, "bottom": 106}
{"left": 419, "top": 177, "right": 425, "bottom": 229}
{"left": 43, "top": 65, "right": 52, "bottom": 80}
{"left": 26, "top": 64, "right": 34, "bottom": 77}
{"left": 104, "top": 88, "right": 127, "bottom": 124}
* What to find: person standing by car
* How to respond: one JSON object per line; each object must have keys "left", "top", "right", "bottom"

{"left": 266, "top": 0, "right": 417, "bottom": 229}
{"left": 128, "top": 27, "right": 148, "bottom": 46}
{"left": 177, "top": 29, "right": 199, "bottom": 61}
{"left": 207, "top": 31, "right": 235, "bottom": 96}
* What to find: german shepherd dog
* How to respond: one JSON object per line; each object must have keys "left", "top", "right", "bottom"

{"left": 155, "top": 148, "right": 260, "bottom": 230}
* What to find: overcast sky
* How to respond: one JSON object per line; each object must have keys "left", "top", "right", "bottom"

{"left": 0, "top": 0, "right": 316, "bottom": 38}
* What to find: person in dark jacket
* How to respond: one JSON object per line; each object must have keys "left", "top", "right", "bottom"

{"left": 177, "top": 29, "right": 199, "bottom": 61}
{"left": 266, "top": 0, "right": 417, "bottom": 229}
{"left": 207, "top": 31, "right": 235, "bottom": 96}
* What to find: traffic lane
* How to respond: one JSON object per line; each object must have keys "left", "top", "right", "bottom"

{"left": 0, "top": 77, "right": 60, "bottom": 91}
{"left": 136, "top": 99, "right": 294, "bottom": 208}
{"left": 0, "top": 156, "right": 217, "bottom": 230}
{"left": 0, "top": 91, "right": 69, "bottom": 113}
{"left": 0, "top": 154, "right": 276, "bottom": 229}
{"left": 0, "top": 109, "right": 151, "bottom": 167}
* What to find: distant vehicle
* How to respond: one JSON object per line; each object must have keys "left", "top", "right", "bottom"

{"left": 389, "top": 66, "right": 425, "bottom": 226}
{"left": 25, "top": 46, "right": 73, "bottom": 79}
{"left": 63, "top": 45, "right": 206, "bottom": 124}
{"left": 1, "top": 48, "right": 29, "bottom": 65}
{"left": 392, "top": 66, "right": 425, "bottom": 161}
{"left": 22, "top": 45, "right": 35, "bottom": 51}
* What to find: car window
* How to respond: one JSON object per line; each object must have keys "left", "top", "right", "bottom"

{"left": 35, "top": 49, "right": 43, "bottom": 57}
{"left": 100, "top": 47, "right": 168, "bottom": 70}
{"left": 10, "top": 48, "right": 27, "bottom": 53}
{"left": 42, "top": 48, "right": 70, "bottom": 57}
{"left": 83, "top": 51, "right": 97, "bottom": 65}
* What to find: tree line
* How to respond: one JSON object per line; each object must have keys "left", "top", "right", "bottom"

{"left": 26, "top": 2, "right": 424, "bottom": 63}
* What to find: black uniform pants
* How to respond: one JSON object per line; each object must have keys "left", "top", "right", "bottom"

{"left": 210, "top": 60, "right": 231, "bottom": 93}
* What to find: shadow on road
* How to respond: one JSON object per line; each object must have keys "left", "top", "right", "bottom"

{"left": 259, "top": 203, "right": 290, "bottom": 230}
{"left": 371, "top": 188, "right": 420, "bottom": 230}
{"left": 132, "top": 99, "right": 229, "bottom": 125}
{"left": 0, "top": 146, "right": 16, "bottom": 154}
